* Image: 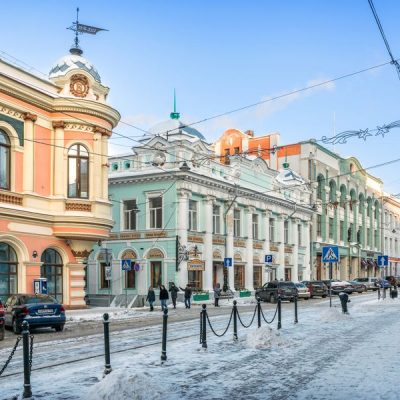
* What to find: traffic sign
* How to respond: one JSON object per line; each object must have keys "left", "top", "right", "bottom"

{"left": 122, "top": 259, "right": 132, "bottom": 271}
{"left": 377, "top": 255, "right": 388, "bottom": 267}
{"left": 264, "top": 254, "right": 273, "bottom": 263}
{"left": 322, "top": 246, "right": 339, "bottom": 263}
{"left": 133, "top": 263, "right": 140, "bottom": 272}
{"left": 224, "top": 257, "right": 233, "bottom": 267}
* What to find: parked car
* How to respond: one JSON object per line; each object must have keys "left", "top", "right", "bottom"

{"left": 352, "top": 277, "right": 378, "bottom": 291}
{"left": 374, "top": 279, "right": 390, "bottom": 289}
{"left": 294, "top": 283, "right": 310, "bottom": 300}
{"left": 322, "top": 280, "right": 353, "bottom": 295}
{"left": 0, "top": 299, "right": 4, "bottom": 340}
{"left": 255, "top": 281, "right": 297, "bottom": 303}
{"left": 347, "top": 280, "right": 367, "bottom": 293}
{"left": 302, "top": 281, "right": 328, "bottom": 298}
{"left": 4, "top": 294, "right": 66, "bottom": 334}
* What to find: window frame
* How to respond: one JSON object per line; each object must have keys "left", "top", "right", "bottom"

{"left": 0, "top": 130, "right": 11, "bottom": 191}
{"left": 188, "top": 199, "right": 198, "bottom": 231}
{"left": 123, "top": 199, "right": 138, "bottom": 231}
{"left": 252, "top": 214, "right": 259, "bottom": 240}
{"left": 67, "top": 144, "right": 89, "bottom": 199}
{"left": 148, "top": 195, "right": 163, "bottom": 229}
{"left": 233, "top": 208, "right": 241, "bottom": 237}
{"left": 213, "top": 204, "right": 221, "bottom": 234}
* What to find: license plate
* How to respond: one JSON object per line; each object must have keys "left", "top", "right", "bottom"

{"left": 37, "top": 309, "right": 54, "bottom": 315}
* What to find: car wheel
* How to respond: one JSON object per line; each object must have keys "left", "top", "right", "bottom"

{"left": 12, "top": 319, "right": 21, "bottom": 334}
{"left": 55, "top": 324, "right": 64, "bottom": 332}
{"left": 305, "top": 297, "right": 309, "bottom": 300}
{"left": 322, "top": 295, "right": 327, "bottom": 298}
{"left": 362, "top": 286, "right": 367, "bottom": 292}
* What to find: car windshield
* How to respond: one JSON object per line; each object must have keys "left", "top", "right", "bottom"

{"left": 279, "top": 282, "right": 294, "bottom": 288}
{"left": 295, "top": 283, "right": 305, "bottom": 288}
{"left": 20, "top": 295, "right": 57, "bottom": 305}
{"left": 313, "top": 281, "right": 324, "bottom": 285}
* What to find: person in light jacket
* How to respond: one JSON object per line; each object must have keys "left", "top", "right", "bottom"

{"left": 169, "top": 283, "right": 180, "bottom": 309}
{"left": 179, "top": 284, "right": 192, "bottom": 309}
{"left": 159, "top": 285, "right": 169, "bottom": 311}
{"left": 146, "top": 286, "right": 156, "bottom": 311}
{"left": 214, "top": 283, "right": 222, "bottom": 307}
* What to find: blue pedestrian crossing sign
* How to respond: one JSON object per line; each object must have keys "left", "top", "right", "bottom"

{"left": 264, "top": 254, "right": 273, "bottom": 263}
{"left": 121, "top": 259, "right": 132, "bottom": 271}
{"left": 377, "top": 255, "right": 388, "bottom": 267}
{"left": 224, "top": 257, "right": 233, "bottom": 267}
{"left": 322, "top": 246, "right": 339, "bottom": 263}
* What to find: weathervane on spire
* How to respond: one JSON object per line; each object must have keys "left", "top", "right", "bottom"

{"left": 170, "top": 89, "right": 180, "bottom": 120}
{"left": 67, "top": 7, "right": 108, "bottom": 56}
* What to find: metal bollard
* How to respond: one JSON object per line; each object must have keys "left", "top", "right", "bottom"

{"left": 277, "top": 297, "right": 282, "bottom": 330}
{"left": 294, "top": 295, "right": 298, "bottom": 324}
{"left": 257, "top": 298, "right": 261, "bottom": 328}
{"left": 22, "top": 321, "right": 32, "bottom": 399}
{"left": 233, "top": 300, "right": 238, "bottom": 341}
{"left": 161, "top": 308, "right": 168, "bottom": 362}
{"left": 103, "top": 313, "right": 112, "bottom": 375}
{"left": 378, "top": 286, "right": 381, "bottom": 300}
{"left": 201, "top": 304, "right": 207, "bottom": 349}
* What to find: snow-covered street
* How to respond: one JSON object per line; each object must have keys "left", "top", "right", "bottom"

{"left": 1, "top": 293, "right": 399, "bottom": 400}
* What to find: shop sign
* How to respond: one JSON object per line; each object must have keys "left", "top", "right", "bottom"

{"left": 188, "top": 259, "right": 205, "bottom": 271}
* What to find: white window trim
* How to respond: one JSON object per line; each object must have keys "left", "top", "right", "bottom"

{"left": 146, "top": 192, "right": 163, "bottom": 229}
{"left": 121, "top": 198, "right": 138, "bottom": 231}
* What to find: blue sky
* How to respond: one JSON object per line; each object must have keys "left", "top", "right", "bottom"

{"left": 2, "top": 1, "right": 400, "bottom": 192}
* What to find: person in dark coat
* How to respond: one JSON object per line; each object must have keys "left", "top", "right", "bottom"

{"left": 169, "top": 283, "right": 180, "bottom": 309}
{"left": 338, "top": 291, "right": 350, "bottom": 314}
{"left": 159, "top": 285, "right": 169, "bottom": 311}
{"left": 179, "top": 284, "right": 192, "bottom": 309}
{"left": 146, "top": 286, "right": 156, "bottom": 311}
{"left": 214, "top": 283, "right": 222, "bottom": 307}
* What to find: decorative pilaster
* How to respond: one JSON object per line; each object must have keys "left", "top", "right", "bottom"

{"left": 245, "top": 207, "right": 254, "bottom": 291}
{"left": 203, "top": 196, "right": 214, "bottom": 291}
{"left": 52, "top": 121, "right": 65, "bottom": 197}
{"left": 93, "top": 132, "right": 102, "bottom": 199}
{"left": 101, "top": 133, "right": 108, "bottom": 199}
{"left": 177, "top": 190, "right": 189, "bottom": 286}
{"left": 262, "top": 211, "right": 270, "bottom": 283}
{"left": 277, "top": 215, "right": 285, "bottom": 281}
{"left": 226, "top": 206, "right": 235, "bottom": 291}
{"left": 292, "top": 219, "right": 299, "bottom": 282}
{"left": 304, "top": 222, "right": 311, "bottom": 280}
{"left": 23, "top": 113, "right": 37, "bottom": 193}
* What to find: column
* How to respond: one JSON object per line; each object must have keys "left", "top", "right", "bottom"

{"left": 92, "top": 131, "right": 102, "bottom": 199}
{"left": 52, "top": 121, "right": 65, "bottom": 197}
{"left": 292, "top": 219, "right": 299, "bottom": 282}
{"left": 277, "top": 215, "right": 285, "bottom": 281}
{"left": 203, "top": 196, "right": 214, "bottom": 292}
{"left": 245, "top": 207, "right": 254, "bottom": 291}
{"left": 177, "top": 190, "right": 189, "bottom": 286}
{"left": 22, "top": 113, "right": 37, "bottom": 193}
{"left": 226, "top": 206, "right": 235, "bottom": 291}
{"left": 304, "top": 221, "right": 311, "bottom": 280}
{"left": 101, "top": 133, "right": 109, "bottom": 199}
{"left": 262, "top": 211, "right": 270, "bottom": 283}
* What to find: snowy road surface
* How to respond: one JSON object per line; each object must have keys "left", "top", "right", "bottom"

{"left": 0, "top": 293, "right": 399, "bottom": 400}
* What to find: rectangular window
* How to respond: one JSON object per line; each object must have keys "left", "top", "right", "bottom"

{"left": 234, "top": 209, "right": 241, "bottom": 237}
{"left": 150, "top": 261, "right": 162, "bottom": 287}
{"left": 329, "top": 218, "right": 334, "bottom": 239}
{"left": 149, "top": 196, "right": 162, "bottom": 229}
{"left": 349, "top": 223, "right": 354, "bottom": 242}
{"left": 213, "top": 205, "right": 221, "bottom": 234}
{"left": 340, "top": 221, "right": 344, "bottom": 241}
{"left": 100, "top": 262, "right": 110, "bottom": 289}
{"left": 297, "top": 224, "right": 302, "bottom": 246}
{"left": 375, "top": 230, "right": 380, "bottom": 249}
{"left": 188, "top": 270, "right": 202, "bottom": 290}
{"left": 253, "top": 266, "right": 262, "bottom": 289}
{"left": 317, "top": 215, "right": 322, "bottom": 237}
{"left": 188, "top": 200, "right": 198, "bottom": 231}
{"left": 269, "top": 218, "right": 275, "bottom": 242}
{"left": 123, "top": 199, "right": 137, "bottom": 231}
{"left": 252, "top": 214, "right": 259, "bottom": 239}
{"left": 234, "top": 265, "right": 245, "bottom": 290}
{"left": 367, "top": 228, "right": 371, "bottom": 246}
{"left": 284, "top": 220, "right": 289, "bottom": 244}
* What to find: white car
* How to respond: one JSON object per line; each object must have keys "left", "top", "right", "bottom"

{"left": 294, "top": 282, "right": 310, "bottom": 299}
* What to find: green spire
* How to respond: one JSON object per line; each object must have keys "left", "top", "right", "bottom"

{"left": 170, "top": 89, "right": 180, "bottom": 120}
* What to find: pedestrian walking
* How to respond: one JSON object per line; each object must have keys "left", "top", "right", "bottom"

{"left": 214, "top": 283, "right": 222, "bottom": 307}
{"left": 338, "top": 291, "right": 350, "bottom": 314}
{"left": 169, "top": 282, "right": 180, "bottom": 309}
{"left": 180, "top": 284, "right": 192, "bottom": 309}
{"left": 159, "top": 285, "right": 169, "bottom": 311}
{"left": 146, "top": 286, "right": 156, "bottom": 311}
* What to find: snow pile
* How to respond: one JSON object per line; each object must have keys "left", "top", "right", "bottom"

{"left": 318, "top": 306, "right": 351, "bottom": 322}
{"left": 245, "top": 326, "right": 287, "bottom": 349}
{"left": 85, "top": 370, "right": 162, "bottom": 400}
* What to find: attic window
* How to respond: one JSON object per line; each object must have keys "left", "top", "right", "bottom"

{"left": 124, "top": 161, "right": 131, "bottom": 169}
{"left": 112, "top": 163, "right": 119, "bottom": 171}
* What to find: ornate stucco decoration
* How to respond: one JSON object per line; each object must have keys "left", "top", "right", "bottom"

{"left": 70, "top": 74, "right": 89, "bottom": 98}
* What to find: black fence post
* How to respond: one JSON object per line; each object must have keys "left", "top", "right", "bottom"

{"left": 161, "top": 308, "right": 168, "bottom": 362}
{"left": 257, "top": 298, "right": 261, "bottom": 328}
{"left": 378, "top": 286, "right": 381, "bottom": 300}
{"left": 103, "top": 313, "right": 112, "bottom": 375}
{"left": 233, "top": 300, "right": 238, "bottom": 341}
{"left": 201, "top": 304, "right": 207, "bottom": 349}
{"left": 277, "top": 297, "right": 282, "bottom": 330}
{"left": 22, "top": 321, "right": 32, "bottom": 399}
{"left": 294, "top": 295, "right": 298, "bottom": 324}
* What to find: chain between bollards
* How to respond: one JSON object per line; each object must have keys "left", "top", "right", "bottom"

{"left": 277, "top": 297, "right": 282, "bottom": 330}
{"left": 294, "top": 295, "right": 298, "bottom": 324}
{"left": 161, "top": 308, "right": 168, "bottom": 362}
{"left": 22, "top": 321, "right": 32, "bottom": 399}
{"left": 201, "top": 304, "right": 207, "bottom": 349}
{"left": 257, "top": 298, "right": 261, "bottom": 328}
{"left": 103, "top": 313, "right": 112, "bottom": 375}
{"left": 233, "top": 300, "right": 238, "bottom": 341}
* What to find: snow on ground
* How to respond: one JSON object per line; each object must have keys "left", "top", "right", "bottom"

{"left": 1, "top": 293, "right": 399, "bottom": 400}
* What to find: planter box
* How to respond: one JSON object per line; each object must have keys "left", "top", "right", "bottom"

{"left": 239, "top": 291, "right": 251, "bottom": 298}
{"left": 193, "top": 293, "right": 210, "bottom": 301}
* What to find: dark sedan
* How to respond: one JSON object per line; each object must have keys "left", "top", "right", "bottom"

{"left": 347, "top": 280, "right": 367, "bottom": 293}
{"left": 302, "top": 281, "right": 328, "bottom": 298}
{"left": 4, "top": 294, "right": 66, "bottom": 334}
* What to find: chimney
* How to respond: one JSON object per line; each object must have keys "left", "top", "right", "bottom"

{"left": 245, "top": 129, "right": 254, "bottom": 137}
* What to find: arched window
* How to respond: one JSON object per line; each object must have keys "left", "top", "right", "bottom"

{"left": 340, "top": 185, "right": 347, "bottom": 208}
{"left": 329, "top": 180, "right": 337, "bottom": 203}
{"left": 41, "top": 249, "right": 63, "bottom": 302}
{"left": 317, "top": 175, "right": 325, "bottom": 200}
{"left": 0, "top": 243, "right": 18, "bottom": 302}
{"left": 358, "top": 194, "right": 364, "bottom": 215}
{"left": 68, "top": 144, "right": 89, "bottom": 198}
{"left": 0, "top": 129, "right": 11, "bottom": 190}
